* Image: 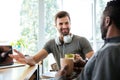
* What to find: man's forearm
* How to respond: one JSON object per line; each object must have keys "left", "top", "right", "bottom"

{"left": 25, "top": 56, "right": 36, "bottom": 66}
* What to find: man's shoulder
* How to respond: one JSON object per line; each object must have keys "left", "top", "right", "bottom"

{"left": 73, "top": 34, "right": 85, "bottom": 38}
{"left": 49, "top": 38, "right": 55, "bottom": 41}
{"left": 97, "top": 43, "right": 120, "bottom": 59}
{"left": 101, "top": 43, "right": 120, "bottom": 51}
{"left": 47, "top": 38, "right": 55, "bottom": 42}
{"left": 73, "top": 34, "right": 87, "bottom": 41}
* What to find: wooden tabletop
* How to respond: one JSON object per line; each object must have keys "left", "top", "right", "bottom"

{"left": 0, "top": 64, "right": 39, "bottom": 80}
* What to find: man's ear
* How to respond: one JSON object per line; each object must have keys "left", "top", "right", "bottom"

{"left": 105, "top": 16, "right": 111, "bottom": 27}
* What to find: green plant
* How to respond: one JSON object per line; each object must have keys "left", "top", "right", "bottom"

{"left": 10, "top": 38, "right": 28, "bottom": 48}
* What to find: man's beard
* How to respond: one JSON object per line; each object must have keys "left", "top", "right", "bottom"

{"left": 60, "top": 28, "right": 70, "bottom": 36}
{"left": 100, "top": 21, "right": 108, "bottom": 40}
{"left": 101, "top": 28, "right": 107, "bottom": 40}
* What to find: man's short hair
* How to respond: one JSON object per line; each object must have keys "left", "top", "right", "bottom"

{"left": 55, "top": 11, "right": 71, "bottom": 24}
{"left": 103, "top": 0, "right": 120, "bottom": 29}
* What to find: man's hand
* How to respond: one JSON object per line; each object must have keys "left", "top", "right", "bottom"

{"left": 74, "top": 59, "right": 86, "bottom": 74}
{"left": 9, "top": 49, "right": 26, "bottom": 64}
{"left": 74, "top": 54, "right": 83, "bottom": 61}
{"left": 74, "top": 54, "right": 86, "bottom": 74}
{"left": 9, "top": 49, "right": 36, "bottom": 66}
{"left": 55, "top": 64, "right": 67, "bottom": 78}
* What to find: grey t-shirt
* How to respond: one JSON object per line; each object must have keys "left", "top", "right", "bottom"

{"left": 43, "top": 34, "right": 93, "bottom": 68}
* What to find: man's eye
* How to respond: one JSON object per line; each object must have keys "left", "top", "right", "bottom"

{"left": 65, "top": 22, "right": 69, "bottom": 25}
{"left": 59, "top": 23, "right": 63, "bottom": 25}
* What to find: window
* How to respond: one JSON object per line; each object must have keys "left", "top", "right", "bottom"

{"left": 42, "top": 0, "right": 61, "bottom": 72}
{"left": 61, "top": 0, "right": 110, "bottom": 52}
{"left": 0, "top": 0, "right": 21, "bottom": 43}
{"left": 0, "top": 0, "right": 41, "bottom": 55}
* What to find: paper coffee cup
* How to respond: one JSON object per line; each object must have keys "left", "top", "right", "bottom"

{"left": 60, "top": 58, "right": 74, "bottom": 76}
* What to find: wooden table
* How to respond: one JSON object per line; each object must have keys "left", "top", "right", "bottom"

{"left": 0, "top": 64, "right": 39, "bottom": 80}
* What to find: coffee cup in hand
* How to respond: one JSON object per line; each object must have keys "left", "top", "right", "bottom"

{"left": 60, "top": 58, "right": 74, "bottom": 76}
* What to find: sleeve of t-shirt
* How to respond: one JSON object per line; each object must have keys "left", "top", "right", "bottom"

{"left": 43, "top": 39, "right": 54, "bottom": 54}
{"left": 79, "top": 37, "right": 93, "bottom": 54}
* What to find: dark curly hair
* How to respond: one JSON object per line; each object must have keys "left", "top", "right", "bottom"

{"left": 103, "top": 0, "right": 120, "bottom": 29}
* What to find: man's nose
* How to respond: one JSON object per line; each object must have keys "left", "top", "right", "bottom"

{"left": 62, "top": 24, "right": 67, "bottom": 28}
